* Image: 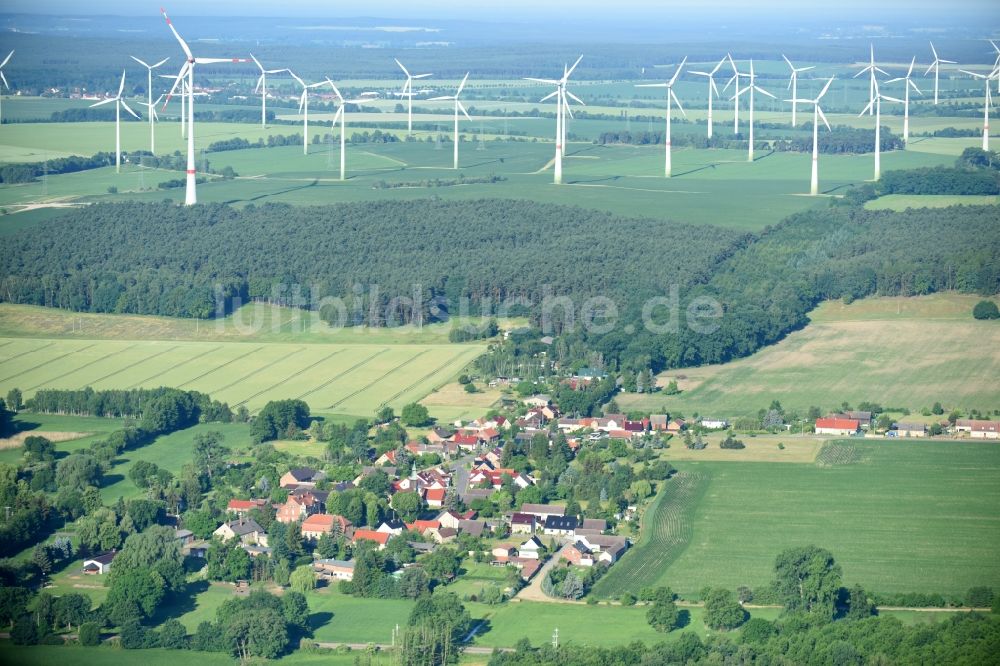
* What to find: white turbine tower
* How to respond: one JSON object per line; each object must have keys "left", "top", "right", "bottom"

{"left": 636, "top": 56, "right": 687, "bottom": 177}
{"left": 288, "top": 71, "right": 326, "bottom": 155}
{"left": 524, "top": 55, "right": 584, "bottom": 185}
{"left": 428, "top": 73, "right": 472, "bottom": 170}
{"left": 958, "top": 68, "right": 996, "bottom": 151}
{"left": 859, "top": 83, "right": 903, "bottom": 181}
{"left": 886, "top": 57, "right": 922, "bottom": 145}
{"left": 323, "top": 78, "right": 365, "bottom": 181}
{"left": 130, "top": 55, "right": 169, "bottom": 154}
{"left": 395, "top": 58, "right": 431, "bottom": 136}
{"left": 250, "top": 54, "right": 285, "bottom": 128}
{"left": 90, "top": 70, "right": 140, "bottom": 173}
{"left": 733, "top": 60, "right": 775, "bottom": 162}
{"left": 137, "top": 94, "right": 164, "bottom": 155}
{"left": 724, "top": 53, "right": 743, "bottom": 134}
{"left": 161, "top": 7, "right": 248, "bottom": 206}
{"left": 786, "top": 78, "right": 833, "bottom": 196}
{"left": 689, "top": 57, "right": 725, "bottom": 139}
{"left": 925, "top": 42, "right": 955, "bottom": 105}
{"left": 0, "top": 50, "right": 13, "bottom": 126}
{"left": 782, "top": 54, "right": 814, "bottom": 127}
{"left": 854, "top": 44, "right": 888, "bottom": 116}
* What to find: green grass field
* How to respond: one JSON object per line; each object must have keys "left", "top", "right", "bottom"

{"left": 865, "top": 194, "right": 1000, "bottom": 211}
{"left": 619, "top": 293, "right": 1000, "bottom": 417}
{"left": 0, "top": 336, "right": 484, "bottom": 417}
{"left": 595, "top": 440, "right": 1000, "bottom": 599}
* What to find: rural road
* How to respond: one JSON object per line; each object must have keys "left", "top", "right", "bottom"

{"left": 514, "top": 543, "right": 583, "bottom": 603}
{"left": 454, "top": 453, "right": 475, "bottom": 502}
{"left": 315, "top": 641, "right": 511, "bottom": 655}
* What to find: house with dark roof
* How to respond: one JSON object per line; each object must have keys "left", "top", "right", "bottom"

{"left": 82, "top": 551, "right": 116, "bottom": 575}
{"left": 510, "top": 512, "right": 536, "bottom": 534}
{"left": 280, "top": 467, "right": 323, "bottom": 489}
{"left": 214, "top": 518, "right": 268, "bottom": 546}
{"left": 543, "top": 515, "right": 579, "bottom": 537}
{"left": 564, "top": 541, "right": 595, "bottom": 567}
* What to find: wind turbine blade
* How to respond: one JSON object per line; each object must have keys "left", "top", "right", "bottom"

{"left": 0, "top": 50, "right": 12, "bottom": 69}
{"left": 196, "top": 57, "right": 246, "bottom": 64}
{"left": 117, "top": 69, "right": 126, "bottom": 97}
{"left": 121, "top": 99, "right": 140, "bottom": 119}
{"left": 859, "top": 99, "right": 875, "bottom": 116}
{"left": 817, "top": 106, "right": 831, "bottom": 131}
{"left": 539, "top": 90, "right": 558, "bottom": 103}
{"left": 90, "top": 98, "right": 116, "bottom": 108}
{"left": 250, "top": 53, "right": 263, "bottom": 71}
{"left": 566, "top": 90, "right": 585, "bottom": 106}
{"left": 798, "top": 66, "right": 816, "bottom": 72}
{"left": 152, "top": 57, "right": 169, "bottom": 69}
{"left": 710, "top": 78, "right": 719, "bottom": 97}
{"left": 756, "top": 86, "right": 776, "bottom": 99}
{"left": 882, "top": 95, "right": 904, "bottom": 103}
{"left": 395, "top": 58, "right": 410, "bottom": 77}
{"left": 332, "top": 106, "right": 343, "bottom": 125}
{"left": 875, "top": 67, "right": 890, "bottom": 76}
{"left": 960, "top": 69, "right": 985, "bottom": 78}
{"left": 456, "top": 72, "right": 469, "bottom": 96}
{"left": 668, "top": 56, "right": 688, "bottom": 87}
{"left": 711, "top": 56, "right": 726, "bottom": 75}
{"left": 635, "top": 83, "right": 668, "bottom": 88}
{"left": 886, "top": 77, "right": 904, "bottom": 84}
{"left": 689, "top": 70, "right": 711, "bottom": 76}
{"left": 727, "top": 52, "right": 737, "bottom": 73}
{"left": 427, "top": 96, "right": 452, "bottom": 101}
{"left": 930, "top": 42, "right": 939, "bottom": 61}
{"left": 939, "top": 59, "right": 956, "bottom": 64}
{"left": 1, "top": 71, "right": 9, "bottom": 89}
{"left": 254, "top": 74, "right": 264, "bottom": 94}
{"left": 413, "top": 73, "right": 432, "bottom": 79}
{"left": 782, "top": 54, "right": 794, "bottom": 70}
{"left": 852, "top": 67, "right": 868, "bottom": 78}
{"left": 525, "top": 77, "right": 560, "bottom": 84}
{"left": 325, "top": 78, "right": 343, "bottom": 102}
{"left": 671, "top": 89, "right": 686, "bottom": 117}
{"left": 288, "top": 70, "right": 306, "bottom": 87}
{"left": 298, "top": 91, "right": 307, "bottom": 113}
{"left": 131, "top": 55, "right": 150, "bottom": 68}
{"left": 162, "top": 63, "right": 188, "bottom": 109}
{"left": 909, "top": 79, "right": 922, "bottom": 95}
{"left": 565, "top": 54, "right": 584, "bottom": 80}
{"left": 458, "top": 101, "right": 472, "bottom": 121}
{"left": 924, "top": 62, "right": 936, "bottom": 76}
{"left": 161, "top": 7, "right": 194, "bottom": 61}
{"left": 906, "top": 56, "right": 915, "bottom": 78}
{"left": 817, "top": 78, "right": 834, "bottom": 101}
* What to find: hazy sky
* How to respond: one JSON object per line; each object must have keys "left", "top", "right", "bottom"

{"left": 2, "top": 0, "right": 996, "bottom": 19}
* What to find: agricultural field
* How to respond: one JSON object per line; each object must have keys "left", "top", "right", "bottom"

{"left": 594, "top": 440, "right": 1000, "bottom": 599}
{"left": 0, "top": 336, "right": 485, "bottom": 418}
{"left": 619, "top": 293, "right": 1000, "bottom": 418}
{"left": 864, "top": 193, "right": 1000, "bottom": 210}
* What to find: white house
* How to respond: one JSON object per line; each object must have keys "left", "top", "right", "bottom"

{"left": 82, "top": 551, "right": 116, "bottom": 575}
{"left": 518, "top": 535, "right": 544, "bottom": 560}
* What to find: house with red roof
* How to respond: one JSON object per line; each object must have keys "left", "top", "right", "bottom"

{"left": 423, "top": 487, "right": 447, "bottom": 508}
{"left": 815, "top": 417, "right": 860, "bottom": 436}
{"left": 301, "top": 514, "right": 353, "bottom": 541}
{"left": 226, "top": 498, "right": 268, "bottom": 517}
{"left": 352, "top": 529, "right": 391, "bottom": 550}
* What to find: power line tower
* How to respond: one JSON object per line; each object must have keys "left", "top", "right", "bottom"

{"left": 551, "top": 627, "right": 559, "bottom": 650}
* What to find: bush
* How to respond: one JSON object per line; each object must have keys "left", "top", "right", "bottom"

{"left": 620, "top": 592, "right": 637, "bottom": 606}
{"left": 78, "top": 622, "right": 101, "bottom": 646}
{"left": 973, "top": 300, "right": 1000, "bottom": 320}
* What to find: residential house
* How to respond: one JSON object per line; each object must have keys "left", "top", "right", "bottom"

{"left": 972, "top": 421, "right": 1000, "bottom": 439}
{"left": 895, "top": 422, "right": 927, "bottom": 438}
{"left": 280, "top": 467, "right": 323, "bottom": 489}
{"left": 374, "top": 449, "right": 398, "bottom": 467}
{"left": 426, "top": 526, "right": 458, "bottom": 544}
{"left": 510, "top": 512, "right": 537, "bottom": 535}
{"left": 815, "top": 417, "right": 860, "bottom": 436}
{"left": 575, "top": 367, "right": 607, "bottom": 381}
{"left": 563, "top": 541, "right": 595, "bottom": 567}
{"left": 518, "top": 535, "right": 544, "bottom": 560}
{"left": 578, "top": 534, "right": 629, "bottom": 564}
{"left": 406, "top": 519, "right": 441, "bottom": 534}
{"left": 492, "top": 544, "right": 518, "bottom": 563}
{"left": 437, "top": 510, "right": 468, "bottom": 530}
{"left": 82, "top": 551, "right": 116, "bottom": 575}
{"left": 524, "top": 394, "right": 552, "bottom": 408}
{"left": 226, "top": 498, "right": 268, "bottom": 517}
{"left": 214, "top": 518, "right": 268, "bottom": 546}
{"left": 301, "top": 514, "right": 353, "bottom": 542}
{"left": 834, "top": 411, "right": 873, "bottom": 429}
{"left": 276, "top": 492, "right": 321, "bottom": 524}
{"left": 575, "top": 518, "right": 607, "bottom": 536}
{"left": 313, "top": 559, "right": 355, "bottom": 582}
{"left": 457, "top": 519, "right": 487, "bottom": 538}
{"left": 666, "top": 419, "right": 686, "bottom": 433}
{"left": 352, "top": 529, "right": 391, "bottom": 550}
{"left": 377, "top": 518, "right": 406, "bottom": 536}
{"left": 427, "top": 427, "right": 455, "bottom": 444}
{"left": 649, "top": 414, "right": 669, "bottom": 432}
{"left": 453, "top": 433, "right": 480, "bottom": 450}
{"left": 519, "top": 504, "right": 566, "bottom": 521}
{"left": 174, "top": 529, "right": 194, "bottom": 547}
{"left": 543, "top": 515, "right": 579, "bottom": 537}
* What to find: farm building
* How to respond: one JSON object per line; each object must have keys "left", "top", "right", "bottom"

{"left": 519, "top": 503, "right": 566, "bottom": 521}
{"left": 815, "top": 417, "right": 860, "bottom": 436}
{"left": 895, "top": 422, "right": 927, "bottom": 438}
{"left": 700, "top": 418, "right": 729, "bottom": 429}
{"left": 226, "top": 498, "right": 268, "bottom": 516}
{"left": 971, "top": 421, "right": 1000, "bottom": 439}
{"left": 564, "top": 541, "right": 595, "bottom": 567}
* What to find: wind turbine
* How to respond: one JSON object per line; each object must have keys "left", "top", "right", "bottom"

{"left": 288, "top": 71, "right": 326, "bottom": 155}
{"left": 786, "top": 78, "right": 833, "bottom": 196}
{"left": 689, "top": 57, "right": 725, "bottom": 139}
{"left": 636, "top": 56, "right": 687, "bottom": 177}
{"left": 90, "top": 70, "right": 140, "bottom": 173}
{"left": 130, "top": 55, "right": 168, "bottom": 154}
{"left": 323, "top": 78, "right": 365, "bottom": 181}
{"left": 782, "top": 55, "right": 814, "bottom": 127}
{"left": 0, "top": 50, "right": 14, "bottom": 126}
{"left": 859, "top": 83, "right": 904, "bottom": 181}
{"left": 136, "top": 94, "right": 164, "bottom": 155}
{"left": 925, "top": 42, "right": 955, "bottom": 105}
{"left": 724, "top": 53, "right": 743, "bottom": 134}
{"left": 428, "top": 72, "right": 472, "bottom": 170}
{"left": 733, "top": 60, "right": 775, "bottom": 162}
{"left": 991, "top": 41, "right": 1000, "bottom": 94}
{"left": 395, "top": 58, "right": 431, "bottom": 136}
{"left": 161, "top": 7, "right": 248, "bottom": 206}
{"left": 854, "top": 44, "right": 888, "bottom": 116}
{"left": 959, "top": 68, "right": 996, "bottom": 151}
{"left": 524, "top": 55, "right": 584, "bottom": 185}
{"left": 250, "top": 53, "right": 285, "bottom": 128}
{"left": 886, "top": 57, "right": 922, "bottom": 145}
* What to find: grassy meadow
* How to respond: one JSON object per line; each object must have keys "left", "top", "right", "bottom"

{"left": 619, "top": 293, "right": 1000, "bottom": 418}
{"left": 595, "top": 440, "right": 1000, "bottom": 599}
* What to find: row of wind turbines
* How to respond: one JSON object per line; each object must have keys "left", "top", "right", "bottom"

{"left": 4, "top": 10, "right": 998, "bottom": 205}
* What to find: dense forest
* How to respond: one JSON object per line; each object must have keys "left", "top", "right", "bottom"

{"left": 1, "top": 194, "right": 998, "bottom": 376}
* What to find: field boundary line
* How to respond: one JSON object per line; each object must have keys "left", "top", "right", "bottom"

{"left": 26, "top": 343, "right": 139, "bottom": 392}
{"left": 232, "top": 348, "right": 344, "bottom": 408}
{"left": 78, "top": 344, "right": 181, "bottom": 389}
{"left": 377, "top": 349, "right": 475, "bottom": 408}
{"left": 0, "top": 342, "right": 97, "bottom": 384}
{"left": 125, "top": 345, "right": 222, "bottom": 389}
{"left": 176, "top": 345, "right": 266, "bottom": 388}
{"left": 295, "top": 348, "right": 389, "bottom": 402}
{"left": 0, "top": 340, "right": 57, "bottom": 369}
{"left": 326, "top": 350, "right": 430, "bottom": 410}
{"left": 208, "top": 346, "right": 307, "bottom": 395}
